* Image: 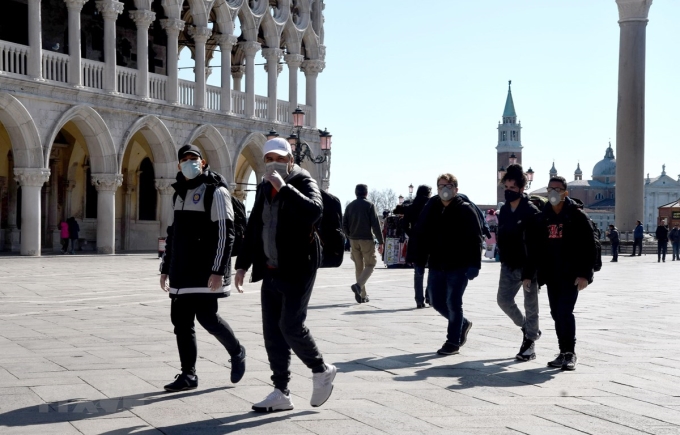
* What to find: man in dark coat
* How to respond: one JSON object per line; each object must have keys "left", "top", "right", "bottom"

{"left": 235, "top": 138, "right": 336, "bottom": 413}
{"left": 607, "top": 224, "right": 620, "bottom": 262}
{"left": 655, "top": 221, "right": 669, "bottom": 262}
{"left": 669, "top": 224, "right": 680, "bottom": 261}
{"left": 402, "top": 184, "right": 432, "bottom": 308}
{"left": 631, "top": 220, "right": 644, "bottom": 256}
{"left": 67, "top": 217, "right": 80, "bottom": 254}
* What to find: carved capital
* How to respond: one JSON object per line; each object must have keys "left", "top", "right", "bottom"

{"left": 301, "top": 59, "right": 325, "bottom": 75}
{"left": 160, "top": 18, "right": 185, "bottom": 35}
{"left": 231, "top": 65, "right": 245, "bottom": 77}
{"left": 64, "top": 0, "right": 87, "bottom": 12}
{"left": 188, "top": 26, "right": 212, "bottom": 43}
{"left": 129, "top": 10, "right": 156, "bottom": 29}
{"left": 214, "top": 34, "right": 239, "bottom": 48}
{"left": 91, "top": 173, "right": 123, "bottom": 192}
{"left": 95, "top": 0, "right": 124, "bottom": 19}
{"left": 262, "top": 48, "right": 284, "bottom": 61}
{"left": 155, "top": 179, "right": 175, "bottom": 195}
{"left": 284, "top": 53, "right": 304, "bottom": 68}
{"left": 14, "top": 168, "right": 51, "bottom": 187}
{"left": 617, "top": 0, "right": 652, "bottom": 23}
{"left": 239, "top": 41, "right": 261, "bottom": 57}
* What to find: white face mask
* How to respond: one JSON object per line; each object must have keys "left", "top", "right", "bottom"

{"left": 180, "top": 159, "right": 202, "bottom": 179}
{"left": 439, "top": 186, "right": 455, "bottom": 200}
{"left": 548, "top": 191, "right": 562, "bottom": 205}
{"left": 265, "top": 161, "right": 290, "bottom": 178}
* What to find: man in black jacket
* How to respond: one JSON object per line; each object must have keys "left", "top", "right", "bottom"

{"left": 408, "top": 174, "right": 482, "bottom": 356}
{"left": 655, "top": 221, "right": 669, "bottom": 262}
{"left": 235, "top": 138, "right": 336, "bottom": 413}
{"left": 496, "top": 164, "right": 541, "bottom": 362}
{"left": 607, "top": 225, "right": 620, "bottom": 262}
{"left": 533, "top": 176, "right": 596, "bottom": 371}
{"left": 160, "top": 144, "right": 245, "bottom": 392}
{"left": 669, "top": 224, "right": 680, "bottom": 261}
{"left": 402, "top": 185, "right": 432, "bottom": 308}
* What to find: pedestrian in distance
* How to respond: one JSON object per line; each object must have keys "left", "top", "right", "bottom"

{"left": 669, "top": 224, "right": 680, "bottom": 261}
{"left": 160, "top": 144, "right": 246, "bottom": 393}
{"left": 533, "top": 176, "right": 597, "bottom": 371}
{"left": 343, "top": 184, "right": 384, "bottom": 304}
{"left": 401, "top": 184, "right": 432, "bottom": 308}
{"left": 656, "top": 221, "right": 669, "bottom": 263}
{"left": 496, "top": 164, "right": 542, "bottom": 362}
{"left": 631, "top": 220, "right": 644, "bottom": 256}
{"left": 67, "top": 217, "right": 80, "bottom": 254}
{"left": 607, "top": 224, "right": 620, "bottom": 262}
{"left": 407, "top": 174, "right": 482, "bottom": 356}
{"left": 235, "top": 138, "right": 336, "bottom": 413}
{"left": 59, "top": 219, "right": 69, "bottom": 254}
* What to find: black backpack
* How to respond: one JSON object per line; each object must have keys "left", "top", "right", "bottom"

{"left": 565, "top": 200, "right": 602, "bottom": 273}
{"left": 317, "top": 190, "right": 344, "bottom": 268}
{"left": 458, "top": 193, "right": 492, "bottom": 239}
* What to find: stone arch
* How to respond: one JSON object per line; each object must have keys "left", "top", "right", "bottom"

{"left": 290, "top": 0, "right": 311, "bottom": 31}
{"left": 282, "top": 21, "right": 303, "bottom": 53}
{"left": 302, "top": 25, "right": 320, "bottom": 59}
{"left": 236, "top": 6, "right": 259, "bottom": 41}
{"left": 119, "top": 115, "right": 177, "bottom": 179}
{"left": 0, "top": 93, "right": 43, "bottom": 169}
{"left": 186, "top": 124, "right": 232, "bottom": 182}
{"left": 44, "top": 105, "right": 117, "bottom": 174}
{"left": 209, "top": 0, "right": 236, "bottom": 35}
{"left": 233, "top": 132, "right": 266, "bottom": 196}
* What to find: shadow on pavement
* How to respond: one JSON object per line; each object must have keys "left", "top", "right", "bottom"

{"left": 342, "top": 307, "right": 420, "bottom": 315}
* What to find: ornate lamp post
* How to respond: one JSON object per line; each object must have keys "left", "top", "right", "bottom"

{"left": 408, "top": 184, "right": 414, "bottom": 199}
{"left": 285, "top": 107, "right": 332, "bottom": 166}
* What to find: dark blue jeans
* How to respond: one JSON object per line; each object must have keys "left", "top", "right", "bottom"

{"left": 414, "top": 265, "right": 428, "bottom": 304}
{"left": 673, "top": 242, "right": 680, "bottom": 260}
{"left": 427, "top": 269, "right": 469, "bottom": 346}
{"left": 611, "top": 242, "right": 619, "bottom": 260}
{"left": 658, "top": 242, "right": 667, "bottom": 261}
{"left": 546, "top": 280, "right": 579, "bottom": 353}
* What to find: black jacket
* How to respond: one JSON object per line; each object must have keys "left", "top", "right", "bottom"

{"left": 235, "top": 165, "right": 322, "bottom": 282}
{"left": 669, "top": 228, "right": 680, "bottom": 243}
{"left": 407, "top": 195, "right": 482, "bottom": 271}
{"left": 656, "top": 225, "right": 669, "bottom": 243}
{"left": 160, "top": 169, "right": 235, "bottom": 297}
{"left": 607, "top": 228, "right": 620, "bottom": 244}
{"left": 532, "top": 197, "right": 596, "bottom": 286}
{"left": 497, "top": 194, "right": 540, "bottom": 280}
{"left": 402, "top": 194, "right": 429, "bottom": 238}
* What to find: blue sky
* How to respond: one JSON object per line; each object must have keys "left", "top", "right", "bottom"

{"left": 181, "top": 0, "right": 680, "bottom": 209}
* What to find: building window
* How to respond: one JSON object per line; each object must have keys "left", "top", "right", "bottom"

{"left": 595, "top": 193, "right": 603, "bottom": 200}
{"left": 138, "top": 158, "right": 157, "bottom": 221}
{"left": 501, "top": 131, "right": 507, "bottom": 141}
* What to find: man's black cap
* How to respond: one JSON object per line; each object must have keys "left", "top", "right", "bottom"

{"left": 178, "top": 144, "right": 202, "bottom": 161}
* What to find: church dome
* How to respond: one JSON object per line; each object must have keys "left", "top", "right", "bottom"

{"left": 592, "top": 143, "right": 616, "bottom": 177}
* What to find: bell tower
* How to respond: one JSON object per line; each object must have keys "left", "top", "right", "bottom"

{"left": 496, "top": 81, "right": 523, "bottom": 203}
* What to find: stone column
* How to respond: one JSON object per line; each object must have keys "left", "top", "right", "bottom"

{"left": 232, "top": 65, "right": 244, "bottom": 92}
{"left": 215, "top": 34, "right": 238, "bottom": 113}
{"left": 14, "top": 168, "right": 50, "bottom": 256}
{"left": 0, "top": 177, "right": 6, "bottom": 248}
{"left": 95, "top": 0, "right": 124, "bottom": 93}
{"left": 262, "top": 48, "right": 283, "bottom": 122}
{"left": 28, "top": 0, "right": 43, "bottom": 80}
{"left": 65, "top": 0, "right": 87, "bottom": 87}
{"left": 285, "top": 54, "right": 304, "bottom": 116}
{"left": 64, "top": 180, "right": 74, "bottom": 220}
{"left": 155, "top": 179, "right": 174, "bottom": 237}
{"left": 129, "top": 9, "right": 156, "bottom": 99}
{"left": 301, "top": 59, "right": 325, "bottom": 128}
{"left": 6, "top": 157, "right": 20, "bottom": 252}
{"left": 160, "top": 18, "right": 185, "bottom": 105}
{"left": 240, "top": 41, "right": 261, "bottom": 118}
{"left": 122, "top": 184, "right": 133, "bottom": 250}
{"left": 188, "top": 26, "right": 212, "bottom": 110}
{"left": 615, "top": 0, "right": 652, "bottom": 232}
{"left": 91, "top": 173, "right": 122, "bottom": 254}
{"left": 48, "top": 158, "right": 61, "bottom": 251}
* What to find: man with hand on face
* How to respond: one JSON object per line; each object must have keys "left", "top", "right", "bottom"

{"left": 234, "top": 138, "right": 336, "bottom": 413}
{"left": 533, "top": 176, "right": 596, "bottom": 371}
{"left": 496, "top": 164, "right": 541, "bottom": 362}
{"left": 160, "top": 144, "right": 246, "bottom": 392}
{"left": 408, "top": 174, "right": 482, "bottom": 356}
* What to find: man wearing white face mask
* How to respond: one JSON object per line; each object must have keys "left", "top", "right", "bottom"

{"left": 235, "top": 138, "right": 336, "bottom": 413}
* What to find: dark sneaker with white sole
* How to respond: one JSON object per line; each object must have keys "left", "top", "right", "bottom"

{"left": 350, "top": 284, "right": 362, "bottom": 303}
{"left": 437, "top": 343, "right": 460, "bottom": 355}
{"left": 562, "top": 352, "right": 578, "bottom": 371}
{"left": 229, "top": 345, "right": 246, "bottom": 384}
{"left": 164, "top": 373, "right": 198, "bottom": 392}
{"left": 547, "top": 353, "right": 566, "bottom": 368}
{"left": 516, "top": 337, "right": 536, "bottom": 361}
{"left": 459, "top": 320, "right": 473, "bottom": 347}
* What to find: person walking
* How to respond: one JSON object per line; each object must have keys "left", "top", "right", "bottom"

{"left": 408, "top": 173, "right": 482, "bottom": 356}
{"left": 235, "top": 138, "right": 336, "bottom": 413}
{"left": 67, "top": 217, "right": 79, "bottom": 254}
{"left": 160, "top": 144, "right": 246, "bottom": 392}
{"left": 607, "top": 224, "right": 620, "bottom": 262}
{"left": 343, "top": 184, "right": 384, "bottom": 304}
{"left": 401, "top": 185, "right": 432, "bottom": 308}
{"left": 656, "top": 221, "right": 669, "bottom": 262}
{"left": 631, "top": 220, "right": 644, "bottom": 256}
{"left": 496, "top": 164, "right": 541, "bottom": 362}
{"left": 669, "top": 224, "right": 680, "bottom": 261}
{"left": 533, "top": 176, "right": 597, "bottom": 371}
{"left": 59, "top": 219, "right": 70, "bottom": 254}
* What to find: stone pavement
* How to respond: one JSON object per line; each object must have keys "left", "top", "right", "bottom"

{"left": 0, "top": 252, "right": 679, "bottom": 434}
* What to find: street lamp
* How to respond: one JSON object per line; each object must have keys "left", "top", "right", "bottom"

{"left": 286, "top": 107, "right": 332, "bottom": 166}
{"left": 266, "top": 129, "right": 279, "bottom": 140}
{"left": 498, "top": 158, "right": 534, "bottom": 189}
{"left": 408, "top": 184, "right": 414, "bottom": 198}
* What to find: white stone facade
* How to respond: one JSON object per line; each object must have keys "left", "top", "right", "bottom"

{"left": 0, "top": 0, "right": 330, "bottom": 256}
{"left": 644, "top": 167, "right": 680, "bottom": 232}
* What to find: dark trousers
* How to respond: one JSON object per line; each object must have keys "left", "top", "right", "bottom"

{"left": 170, "top": 297, "right": 241, "bottom": 375}
{"left": 261, "top": 269, "right": 325, "bottom": 393}
{"left": 546, "top": 280, "right": 579, "bottom": 353}
{"left": 60, "top": 238, "right": 69, "bottom": 252}
{"left": 673, "top": 242, "right": 680, "bottom": 260}
{"left": 611, "top": 242, "right": 619, "bottom": 260}
{"left": 658, "top": 242, "right": 668, "bottom": 261}
{"left": 427, "top": 269, "right": 469, "bottom": 346}
{"left": 632, "top": 237, "right": 643, "bottom": 255}
{"left": 414, "top": 265, "right": 428, "bottom": 304}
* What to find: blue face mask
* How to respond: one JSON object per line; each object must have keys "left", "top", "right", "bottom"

{"left": 180, "top": 159, "right": 203, "bottom": 180}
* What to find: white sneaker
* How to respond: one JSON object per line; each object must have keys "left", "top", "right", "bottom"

{"left": 310, "top": 364, "right": 337, "bottom": 407}
{"left": 251, "top": 389, "right": 294, "bottom": 413}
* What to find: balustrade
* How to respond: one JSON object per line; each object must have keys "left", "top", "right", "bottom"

{"left": 277, "top": 100, "right": 291, "bottom": 124}
{"left": 299, "top": 104, "right": 313, "bottom": 126}
{"left": 206, "top": 85, "right": 220, "bottom": 111}
{"left": 149, "top": 73, "right": 167, "bottom": 100}
{"left": 178, "top": 79, "right": 195, "bottom": 106}
{"left": 42, "top": 51, "right": 69, "bottom": 83}
{"left": 231, "top": 91, "right": 246, "bottom": 116}
{"left": 0, "top": 41, "right": 29, "bottom": 75}
{"left": 254, "top": 95, "right": 268, "bottom": 120}
{"left": 82, "top": 59, "right": 104, "bottom": 89}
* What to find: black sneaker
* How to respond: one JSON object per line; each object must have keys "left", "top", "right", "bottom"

{"left": 459, "top": 320, "right": 473, "bottom": 347}
{"left": 547, "top": 353, "right": 566, "bottom": 368}
{"left": 416, "top": 303, "right": 425, "bottom": 309}
{"left": 437, "top": 343, "right": 460, "bottom": 356}
{"left": 229, "top": 345, "right": 246, "bottom": 384}
{"left": 350, "top": 284, "right": 362, "bottom": 303}
{"left": 164, "top": 373, "right": 198, "bottom": 392}
{"left": 516, "top": 337, "right": 536, "bottom": 361}
{"left": 562, "top": 352, "right": 578, "bottom": 371}
{"left": 425, "top": 297, "right": 430, "bottom": 305}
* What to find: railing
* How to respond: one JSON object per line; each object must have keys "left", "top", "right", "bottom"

{"left": 117, "top": 66, "right": 137, "bottom": 95}
{"left": 81, "top": 59, "right": 104, "bottom": 90}
{"left": 254, "top": 95, "right": 268, "bottom": 119}
{"left": 42, "top": 51, "right": 69, "bottom": 83}
{"left": 277, "top": 100, "right": 291, "bottom": 124}
{"left": 299, "top": 104, "right": 312, "bottom": 126}
{"left": 148, "top": 73, "right": 167, "bottom": 100}
{"left": 178, "top": 79, "right": 194, "bottom": 106}
{"left": 231, "top": 90, "right": 246, "bottom": 116}
{"left": 0, "top": 41, "right": 29, "bottom": 75}
{"left": 206, "top": 84, "right": 220, "bottom": 111}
